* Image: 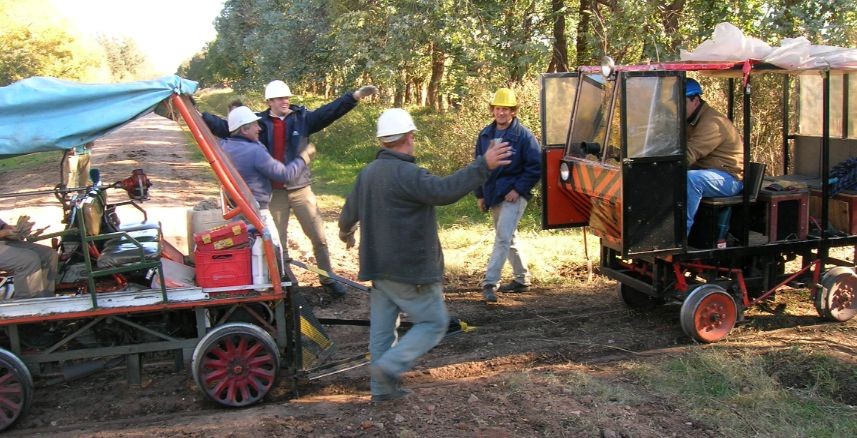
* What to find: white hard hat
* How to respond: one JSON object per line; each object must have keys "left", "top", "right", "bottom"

{"left": 376, "top": 108, "right": 417, "bottom": 138}
{"left": 227, "top": 106, "right": 261, "bottom": 132}
{"left": 264, "top": 80, "right": 293, "bottom": 99}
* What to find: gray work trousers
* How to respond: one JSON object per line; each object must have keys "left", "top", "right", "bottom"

{"left": 269, "top": 185, "right": 336, "bottom": 285}
{"left": 0, "top": 240, "right": 57, "bottom": 298}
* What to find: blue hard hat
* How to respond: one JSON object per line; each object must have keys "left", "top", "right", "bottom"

{"left": 686, "top": 78, "right": 703, "bottom": 97}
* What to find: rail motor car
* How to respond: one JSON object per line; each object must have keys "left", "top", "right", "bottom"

{"left": 540, "top": 56, "right": 857, "bottom": 343}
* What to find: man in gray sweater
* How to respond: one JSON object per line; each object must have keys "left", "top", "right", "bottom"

{"left": 338, "top": 108, "right": 512, "bottom": 402}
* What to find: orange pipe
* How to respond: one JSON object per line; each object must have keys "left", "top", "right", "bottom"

{"left": 170, "top": 95, "right": 283, "bottom": 295}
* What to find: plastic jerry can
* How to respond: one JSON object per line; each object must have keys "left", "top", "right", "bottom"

{"left": 251, "top": 236, "right": 268, "bottom": 292}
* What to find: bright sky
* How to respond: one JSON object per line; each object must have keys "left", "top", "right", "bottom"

{"left": 50, "top": 0, "right": 226, "bottom": 75}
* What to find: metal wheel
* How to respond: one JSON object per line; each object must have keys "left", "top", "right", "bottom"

{"left": 617, "top": 282, "right": 663, "bottom": 310}
{"left": 818, "top": 267, "right": 857, "bottom": 322}
{"left": 191, "top": 323, "right": 280, "bottom": 407}
{"left": 0, "top": 348, "right": 34, "bottom": 431}
{"left": 680, "top": 284, "right": 738, "bottom": 343}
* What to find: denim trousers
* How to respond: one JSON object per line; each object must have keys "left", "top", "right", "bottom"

{"left": 481, "top": 197, "right": 530, "bottom": 287}
{"left": 269, "top": 186, "right": 335, "bottom": 285}
{"left": 686, "top": 169, "right": 743, "bottom": 234}
{"left": 369, "top": 279, "right": 449, "bottom": 396}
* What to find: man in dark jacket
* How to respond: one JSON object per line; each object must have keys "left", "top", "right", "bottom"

{"left": 203, "top": 81, "right": 377, "bottom": 297}
{"left": 474, "top": 88, "right": 541, "bottom": 303}
{"left": 339, "top": 108, "right": 511, "bottom": 402}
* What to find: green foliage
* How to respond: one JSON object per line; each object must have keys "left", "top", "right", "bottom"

{"left": 0, "top": 22, "right": 98, "bottom": 86}
{"left": 96, "top": 35, "right": 148, "bottom": 82}
{"left": 0, "top": 0, "right": 161, "bottom": 85}
{"left": 0, "top": 151, "right": 61, "bottom": 174}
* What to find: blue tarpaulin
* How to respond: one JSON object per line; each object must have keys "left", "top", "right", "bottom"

{"left": 0, "top": 75, "right": 198, "bottom": 157}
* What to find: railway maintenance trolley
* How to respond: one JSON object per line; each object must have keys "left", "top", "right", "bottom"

{"left": 0, "top": 77, "right": 357, "bottom": 430}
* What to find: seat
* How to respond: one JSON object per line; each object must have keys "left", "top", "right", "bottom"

{"left": 73, "top": 189, "right": 165, "bottom": 294}
{"left": 700, "top": 162, "right": 767, "bottom": 206}
{"left": 690, "top": 163, "right": 766, "bottom": 247}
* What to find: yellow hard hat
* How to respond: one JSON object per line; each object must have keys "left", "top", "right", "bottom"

{"left": 491, "top": 88, "right": 517, "bottom": 107}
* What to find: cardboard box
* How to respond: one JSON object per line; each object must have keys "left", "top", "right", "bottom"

{"left": 193, "top": 221, "right": 249, "bottom": 252}
{"left": 151, "top": 258, "right": 196, "bottom": 289}
{"left": 187, "top": 208, "right": 227, "bottom": 256}
{"left": 809, "top": 190, "right": 857, "bottom": 235}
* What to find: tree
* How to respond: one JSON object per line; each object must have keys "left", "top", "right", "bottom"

{"left": 97, "top": 35, "right": 148, "bottom": 82}
{"left": 0, "top": 1, "right": 102, "bottom": 85}
{"left": 547, "top": 0, "right": 569, "bottom": 72}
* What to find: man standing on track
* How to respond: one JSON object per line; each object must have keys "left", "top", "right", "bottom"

{"left": 475, "top": 88, "right": 541, "bottom": 303}
{"left": 339, "top": 108, "right": 512, "bottom": 401}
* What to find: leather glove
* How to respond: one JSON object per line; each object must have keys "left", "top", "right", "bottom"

{"left": 339, "top": 230, "right": 356, "bottom": 249}
{"left": 353, "top": 85, "right": 378, "bottom": 101}
{"left": 299, "top": 143, "right": 317, "bottom": 164}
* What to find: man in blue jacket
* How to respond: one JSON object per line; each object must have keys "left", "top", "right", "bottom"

{"left": 474, "top": 88, "right": 542, "bottom": 303}
{"left": 203, "top": 81, "right": 376, "bottom": 297}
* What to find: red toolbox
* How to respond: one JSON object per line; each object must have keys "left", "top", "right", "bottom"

{"left": 193, "top": 221, "right": 249, "bottom": 251}
{"left": 194, "top": 245, "right": 251, "bottom": 289}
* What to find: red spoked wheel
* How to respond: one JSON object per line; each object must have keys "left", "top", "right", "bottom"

{"left": 191, "top": 323, "right": 280, "bottom": 407}
{"left": 818, "top": 267, "right": 857, "bottom": 322}
{"left": 680, "top": 284, "right": 738, "bottom": 343}
{"left": 0, "top": 348, "right": 33, "bottom": 431}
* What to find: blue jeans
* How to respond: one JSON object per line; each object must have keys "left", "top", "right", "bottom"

{"left": 481, "top": 198, "right": 530, "bottom": 287}
{"left": 369, "top": 279, "right": 449, "bottom": 396}
{"left": 686, "top": 169, "right": 743, "bottom": 235}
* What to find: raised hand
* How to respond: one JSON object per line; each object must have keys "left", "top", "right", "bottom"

{"left": 354, "top": 85, "right": 378, "bottom": 101}
{"left": 483, "top": 141, "right": 512, "bottom": 170}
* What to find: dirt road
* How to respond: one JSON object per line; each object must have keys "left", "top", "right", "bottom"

{"left": 1, "top": 115, "right": 855, "bottom": 437}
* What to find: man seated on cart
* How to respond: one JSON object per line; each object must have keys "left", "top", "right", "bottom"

{"left": 0, "top": 215, "right": 56, "bottom": 299}
{"left": 685, "top": 78, "right": 745, "bottom": 235}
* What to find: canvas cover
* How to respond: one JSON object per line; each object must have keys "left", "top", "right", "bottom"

{"left": 681, "top": 22, "right": 857, "bottom": 71}
{"left": 0, "top": 75, "right": 198, "bottom": 157}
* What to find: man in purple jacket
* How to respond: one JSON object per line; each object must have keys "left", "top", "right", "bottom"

{"left": 220, "top": 106, "right": 314, "bottom": 254}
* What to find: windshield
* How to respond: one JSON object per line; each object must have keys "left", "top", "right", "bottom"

{"left": 566, "top": 74, "right": 607, "bottom": 153}
{"left": 624, "top": 75, "right": 682, "bottom": 158}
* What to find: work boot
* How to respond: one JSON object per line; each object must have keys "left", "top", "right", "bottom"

{"left": 323, "top": 282, "right": 347, "bottom": 298}
{"left": 370, "top": 364, "right": 409, "bottom": 402}
{"left": 498, "top": 280, "right": 529, "bottom": 293}
{"left": 371, "top": 387, "right": 412, "bottom": 403}
{"left": 482, "top": 285, "right": 498, "bottom": 303}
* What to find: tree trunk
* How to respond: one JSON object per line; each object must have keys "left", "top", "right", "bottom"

{"left": 509, "top": 1, "right": 536, "bottom": 84}
{"left": 576, "top": 0, "right": 592, "bottom": 66}
{"left": 427, "top": 42, "right": 446, "bottom": 111}
{"left": 658, "top": 0, "right": 685, "bottom": 55}
{"left": 548, "top": 0, "right": 569, "bottom": 72}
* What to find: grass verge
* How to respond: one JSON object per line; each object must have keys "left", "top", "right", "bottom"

{"left": 632, "top": 347, "right": 857, "bottom": 437}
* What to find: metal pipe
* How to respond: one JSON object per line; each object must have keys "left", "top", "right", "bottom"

{"left": 169, "top": 94, "right": 282, "bottom": 295}
{"left": 782, "top": 75, "right": 790, "bottom": 174}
